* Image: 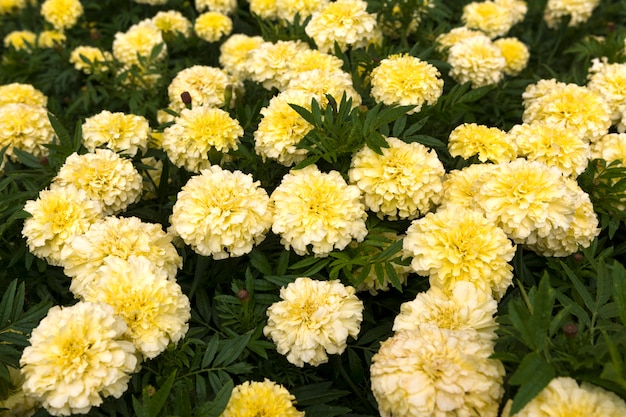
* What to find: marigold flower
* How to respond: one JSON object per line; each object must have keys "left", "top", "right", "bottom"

{"left": 112, "top": 20, "right": 167, "bottom": 68}
{"left": 448, "top": 123, "right": 516, "bottom": 163}
{"left": 61, "top": 215, "right": 182, "bottom": 294}
{"left": 53, "top": 149, "right": 143, "bottom": 215}
{"left": 169, "top": 165, "right": 272, "bottom": 258}
{"left": 221, "top": 379, "right": 304, "bottom": 417}
{"left": 494, "top": 37, "right": 530, "bottom": 76}
{"left": 3, "top": 30, "right": 36, "bottom": 51}
{"left": 0, "top": 103, "right": 55, "bottom": 162}
{"left": 369, "top": 54, "right": 443, "bottom": 113}
{"left": 276, "top": 0, "right": 328, "bottom": 23}
{"left": 167, "top": 65, "right": 237, "bottom": 113}
{"left": 69, "top": 46, "right": 113, "bottom": 74}
{"left": 22, "top": 185, "right": 103, "bottom": 266}
{"left": 0, "top": 0, "right": 27, "bottom": 15}
{"left": 544, "top": 0, "right": 600, "bottom": 28}
{"left": 36, "top": 30, "right": 66, "bottom": 48}
{"left": 349, "top": 137, "right": 445, "bottom": 220}
{"left": 587, "top": 58, "right": 626, "bottom": 132}
{"left": 0, "top": 366, "right": 39, "bottom": 417}
{"left": 590, "top": 132, "right": 626, "bottom": 211}
{"left": 196, "top": 0, "right": 237, "bottom": 14}
{"left": 462, "top": 1, "right": 515, "bottom": 38}
{"left": 82, "top": 110, "right": 150, "bottom": 156}
{"left": 287, "top": 48, "right": 344, "bottom": 79}
{"left": 370, "top": 325, "right": 505, "bottom": 417}
{"left": 152, "top": 10, "right": 192, "bottom": 38}
{"left": 264, "top": 277, "right": 363, "bottom": 367}
{"left": 40, "top": 0, "right": 83, "bottom": 30}
{"left": 20, "top": 302, "right": 138, "bottom": 416}
{"left": 305, "top": 0, "right": 379, "bottom": 53}
{"left": 162, "top": 106, "right": 243, "bottom": 172}
{"left": 79, "top": 256, "right": 191, "bottom": 359}
{"left": 249, "top": 0, "right": 278, "bottom": 20}
{"left": 439, "top": 163, "right": 492, "bottom": 211}
{"left": 501, "top": 377, "right": 626, "bottom": 417}
{"left": 494, "top": 0, "right": 527, "bottom": 24}
{"left": 194, "top": 11, "right": 232, "bottom": 43}
{"left": 219, "top": 34, "right": 264, "bottom": 79}
{"left": 246, "top": 40, "right": 310, "bottom": 90}
{"left": 0, "top": 83, "right": 47, "bottom": 107}
{"left": 270, "top": 165, "right": 368, "bottom": 256}
{"left": 286, "top": 69, "right": 362, "bottom": 107}
{"left": 435, "top": 27, "right": 483, "bottom": 57}
{"left": 447, "top": 34, "right": 506, "bottom": 88}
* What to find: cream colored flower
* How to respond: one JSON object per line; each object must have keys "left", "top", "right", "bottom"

{"left": 40, "top": 0, "right": 83, "bottom": 30}
{"left": 253, "top": 90, "right": 316, "bottom": 166}
{"left": 219, "top": 34, "right": 264, "bottom": 79}
{"left": 305, "top": 0, "right": 379, "bottom": 53}
{"left": 287, "top": 48, "right": 344, "bottom": 79}
{"left": 246, "top": 40, "right": 310, "bottom": 90}
{"left": 270, "top": 165, "right": 368, "bottom": 256}
{"left": 0, "top": 103, "right": 55, "bottom": 162}
{"left": 393, "top": 281, "right": 499, "bottom": 342}
{"left": 435, "top": 27, "right": 484, "bottom": 57}
{"left": 349, "top": 137, "right": 445, "bottom": 220}
{"left": 167, "top": 65, "right": 238, "bottom": 113}
{"left": 221, "top": 379, "right": 304, "bottom": 417}
{"left": 0, "top": 0, "right": 27, "bottom": 15}
{"left": 544, "top": 0, "right": 600, "bottom": 28}
{"left": 448, "top": 123, "right": 516, "bottom": 163}
{"left": 20, "top": 302, "right": 138, "bottom": 416}
{"left": 275, "top": 0, "right": 328, "bottom": 22}
{"left": 82, "top": 110, "right": 150, "bottom": 156}
{"left": 249, "top": 0, "right": 278, "bottom": 20}
{"left": 22, "top": 185, "right": 103, "bottom": 266}
{"left": 264, "top": 277, "right": 363, "bottom": 367}
{"left": 462, "top": 1, "right": 515, "bottom": 38}
{"left": 522, "top": 79, "right": 612, "bottom": 141}
{"left": 508, "top": 121, "right": 590, "bottom": 177}
{"left": 502, "top": 377, "right": 626, "bottom": 417}
{"left": 404, "top": 207, "right": 515, "bottom": 299}
{"left": 37, "top": 30, "right": 66, "bottom": 48}
{"left": 3, "top": 30, "right": 36, "bottom": 51}
{"left": 112, "top": 19, "right": 167, "bottom": 68}
{"left": 152, "top": 10, "right": 193, "bottom": 38}
{"left": 79, "top": 256, "right": 191, "bottom": 359}
{"left": 494, "top": 37, "right": 530, "bottom": 76}
{"left": 0, "top": 366, "right": 39, "bottom": 417}
{"left": 494, "top": 0, "right": 527, "bottom": 24}
{"left": 61, "top": 215, "right": 182, "bottom": 294}
{"left": 161, "top": 106, "right": 243, "bottom": 172}
{"left": 448, "top": 34, "right": 506, "bottom": 88}
{"left": 196, "top": 0, "right": 237, "bottom": 14}
{"left": 194, "top": 11, "right": 232, "bottom": 43}
{"left": 169, "top": 165, "right": 272, "bottom": 259}
{"left": 369, "top": 54, "right": 443, "bottom": 113}
{"left": 590, "top": 132, "right": 626, "bottom": 164}
{"left": 439, "top": 163, "right": 493, "bottom": 211}
{"left": 587, "top": 58, "right": 626, "bottom": 132}
{"left": 370, "top": 325, "right": 505, "bottom": 417}
{"left": 69, "top": 46, "right": 113, "bottom": 74}
{"left": 286, "top": 69, "right": 362, "bottom": 107}
{"left": 0, "top": 83, "right": 47, "bottom": 107}
{"left": 53, "top": 149, "right": 143, "bottom": 215}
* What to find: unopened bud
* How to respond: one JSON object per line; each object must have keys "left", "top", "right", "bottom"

{"left": 236, "top": 289, "right": 250, "bottom": 302}
{"left": 39, "top": 157, "right": 49, "bottom": 166}
{"left": 181, "top": 91, "right": 192, "bottom": 108}
{"left": 562, "top": 323, "right": 578, "bottom": 339}
{"left": 573, "top": 253, "right": 584, "bottom": 263}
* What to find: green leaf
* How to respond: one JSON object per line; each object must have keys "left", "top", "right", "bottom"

{"left": 213, "top": 332, "right": 252, "bottom": 367}
{"left": 248, "top": 249, "right": 273, "bottom": 276}
{"left": 202, "top": 334, "right": 219, "bottom": 368}
{"left": 194, "top": 379, "right": 234, "bottom": 417}
{"left": 613, "top": 262, "right": 626, "bottom": 326}
{"left": 508, "top": 352, "right": 556, "bottom": 415}
{"left": 531, "top": 274, "right": 555, "bottom": 352}
{"left": 149, "top": 371, "right": 177, "bottom": 416}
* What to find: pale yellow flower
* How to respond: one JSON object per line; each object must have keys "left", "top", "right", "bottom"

{"left": 69, "top": 46, "right": 113, "bottom": 74}
{"left": 270, "top": 165, "right": 368, "bottom": 256}
{"left": 436, "top": 27, "right": 484, "bottom": 57}
{"left": 264, "top": 277, "right": 363, "bottom": 367}
{"left": 448, "top": 34, "right": 506, "bottom": 88}
{"left": 219, "top": 34, "right": 264, "bottom": 79}
{"left": 494, "top": 37, "right": 530, "bottom": 76}
{"left": 448, "top": 123, "right": 516, "bottom": 163}
{"left": 246, "top": 40, "right": 310, "bottom": 90}
{"left": 161, "top": 106, "right": 243, "bottom": 172}
{"left": 52, "top": 149, "right": 143, "bottom": 215}
{"left": 370, "top": 325, "right": 505, "bottom": 417}
{"left": 249, "top": 0, "right": 278, "bottom": 20}
{"left": 152, "top": 10, "right": 193, "bottom": 38}
{"left": 3, "top": 30, "right": 36, "bottom": 51}
{"left": 169, "top": 165, "right": 273, "bottom": 259}
{"left": 0, "top": 103, "right": 55, "bottom": 164}
{"left": 196, "top": 0, "right": 237, "bottom": 14}
{"left": 275, "top": 0, "right": 329, "bottom": 23}
{"left": 0, "top": 83, "right": 47, "bottom": 107}
{"left": 439, "top": 163, "right": 492, "bottom": 211}
{"left": 40, "top": 0, "right": 83, "bottom": 30}
{"left": 167, "top": 65, "right": 238, "bottom": 113}
{"left": 494, "top": 0, "right": 527, "bottom": 24}
{"left": 79, "top": 256, "right": 191, "bottom": 359}
{"left": 0, "top": 0, "right": 27, "bottom": 15}
{"left": 82, "top": 110, "right": 150, "bottom": 156}
{"left": 590, "top": 132, "right": 626, "bottom": 211}
{"left": 221, "top": 379, "right": 304, "bottom": 417}
{"left": 287, "top": 48, "right": 344, "bottom": 79}
{"left": 369, "top": 54, "right": 443, "bottom": 113}
{"left": 112, "top": 19, "right": 167, "bottom": 68}
{"left": 22, "top": 185, "right": 103, "bottom": 266}
{"left": 462, "top": 1, "right": 515, "bottom": 38}
{"left": 544, "top": 0, "right": 600, "bottom": 28}
{"left": 587, "top": 58, "right": 626, "bottom": 132}
{"left": 36, "top": 30, "right": 66, "bottom": 48}
{"left": 20, "top": 302, "right": 138, "bottom": 416}
{"left": 0, "top": 366, "right": 39, "bottom": 417}
{"left": 286, "top": 69, "right": 362, "bottom": 107}
{"left": 349, "top": 137, "right": 445, "bottom": 220}
{"left": 194, "top": 11, "right": 232, "bottom": 43}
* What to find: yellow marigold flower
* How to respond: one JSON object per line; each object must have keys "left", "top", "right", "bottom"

{"left": 275, "top": 0, "right": 328, "bottom": 23}
{"left": 508, "top": 121, "right": 590, "bottom": 177}
{"left": 219, "top": 34, "right": 264, "bottom": 79}
{"left": 161, "top": 106, "right": 243, "bottom": 173}
{"left": 494, "top": 37, "right": 530, "bottom": 76}
{"left": 435, "top": 26, "right": 483, "bottom": 57}
{"left": 40, "top": 0, "right": 83, "bottom": 30}
{"left": 169, "top": 165, "right": 273, "bottom": 259}
{"left": 152, "top": 10, "right": 192, "bottom": 38}
{"left": 0, "top": 0, "right": 27, "bottom": 15}
{"left": 522, "top": 79, "right": 612, "bottom": 141}
{"left": 305, "top": 0, "right": 379, "bottom": 53}
{"left": 448, "top": 123, "right": 516, "bottom": 163}
{"left": 246, "top": 40, "right": 310, "bottom": 90}
{"left": 112, "top": 19, "right": 167, "bottom": 68}
{"left": 544, "top": 0, "right": 600, "bottom": 28}
{"left": 264, "top": 277, "right": 363, "bottom": 367}
{"left": 448, "top": 34, "right": 506, "bottom": 88}
{"left": 461, "top": 1, "right": 515, "bottom": 38}
{"left": 0, "top": 83, "right": 47, "bottom": 107}
{"left": 79, "top": 256, "right": 191, "bottom": 359}
{"left": 0, "top": 103, "right": 55, "bottom": 162}
{"left": 494, "top": 0, "right": 527, "bottom": 24}
{"left": 249, "top": 0, "right": 278, "bottom": 20}
{"left": 53, "top": 149, "right": 143, "bottom": 215}
{"left": 3, "top": 30, "right": 36, "bottom": 51}
{"left": 194, "top": 11, "right": 232, "bottom": 43}
{"left": 369, "top": 54, "right": 443, "bottom": 114}
{"left": 167, "top": 65, "right": 238, "bottom": 113}
{"left": 587, "top": 58, "right": 626, "bottom": 132}
{"left": 69, "top": 46, "right": 112, "bottom": 74}
{"left": 501, "top": 377, "right": 626, "bottom": 417}
{"left": 196, "top": 0, "right": 237, "bottom": 14}
{"left": 439, "top": 163, "right": 492, "bottom": 211}
{"left": 61, "top": 215, "right": 182, "bottom": 295}
{"left": 404, "top": 207, "right": 515, "bottom": 299}
{"left": 473, "top": 158, "right": 575, "bottom": 245}
{"left": 20, "top": 302, "right": 138, "bottom": 416}
{"left": 221, "top": 379, "right": 304, "bottom": 417}
{"left": 82, "top": 110, "right": 150, "bottom": 157}
{"left": 22, "top": 185, "right": 103, "bottom": 266}
{"left": 288, "top": 48, "right": 344, "bottom": 79}
{"left": 286, "top": 69, "right": 362, "bottom": 107}
{"left": 0, "top": 366, "right": 39, "bottom": 417}
{"left": 253, "top": 90, "right": 316, "bottom": 166}
{"left": 349, "top": 137, "right": 445, "bottom": 220}
{"left": 270, "top": 164, "right": 368, "bottom": 256}
{"left": 36, "top": 30, "right": 66, "bottom": 48}
{"left": 590, "top": 132, "right": 626, "bottom": 211}
{"left": 370, "top": 325, "right": 505, "bottom": 417}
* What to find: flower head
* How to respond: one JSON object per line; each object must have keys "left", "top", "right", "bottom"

{"left": 276, "top": 0, "right": 328, "bottom": 23}
{"left": 69, "top": 46, "right": 113, "bottom": 74}
{"left": 37, "top": 30, "right": 66, "bottom": 48}
{"left": 221, "top": 379, "right": 304, "bottom": 417}
{"left": 219, "top": 34, "right": 264, "bottom": 79}
{"left": 436, "top": 27, "right": 484, "bottom": 57}
{"left": 439, "top": 163, "right": 493, "bottom": 211}
{"left": 246, "top": 40, "right": 310, "bottom": 90}
{"left": 40, "top": 0, "right": 83, "bottom": 30}
{"left": 0, "top": 366, "right": 40, "bottom": 417}
{"left": 0, "top": 83, "right": 47, "bottom": 107}
{"left": 0, "top": 103, "right": 55, "bottom": 162}
{"left": 152, "top": 10, "right": 192, "bottom": 38}
{"left": 3, "top": 30, "right": 36, "bottom": 51}
{"left": 112, "top": 20, "right": 167, "bottom": 68}
{"left": 494, "top": 0, "right": 527, "bottom": 23}
{"left": 447, "top": 34, "right": 506, "bottom": 88}
{"left": 194, "top": 11, "right": 233, "bottom": 43}
{"left": 167, "top": 65, "right": 238, "bottom": 113}
{"left": 20, "top": 302, "right": 138, "bottom": 416}
{"left": 587, "top": 58, "right": 626, "bottom": 132}
{"left": 544, "top": 0, "right": 600, "bottom": 28}
{"left": 448, "top": 123, "right": 516, "bottom": 163}
{"left": 271, "top": 165, "right": 368, "bottom": 256}
{"left": 349, "top": 137, "right": 445, "bottom": 220}
{"left": 494, "top": 37, "right": 530, "bottom": 76}
{"left": 286, "top": 69, "right": 362, "bottom": 107}
{"left": 462, "top": 1, "right": 515, "bottom": 38}
{"left": 196, "top": 0, "right": 237, "bottom": 14}
{"left": 264, "top": 277, "right": 363, "bottom": 367}
{"left": 82, "top": 110, "right": 150, "bottom": 156}
{"left": 0, "top": 0, "right": 27, "bottom": 15}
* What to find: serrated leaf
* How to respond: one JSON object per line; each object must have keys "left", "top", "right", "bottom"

{"left": 194, "top": 379, "right": 234, "bottom": 417}
{"left": 213, "top": 332, "right": 251, "bottom": 367}
{"left": 531, "top": 274, "right": 555, "bottom": 351}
